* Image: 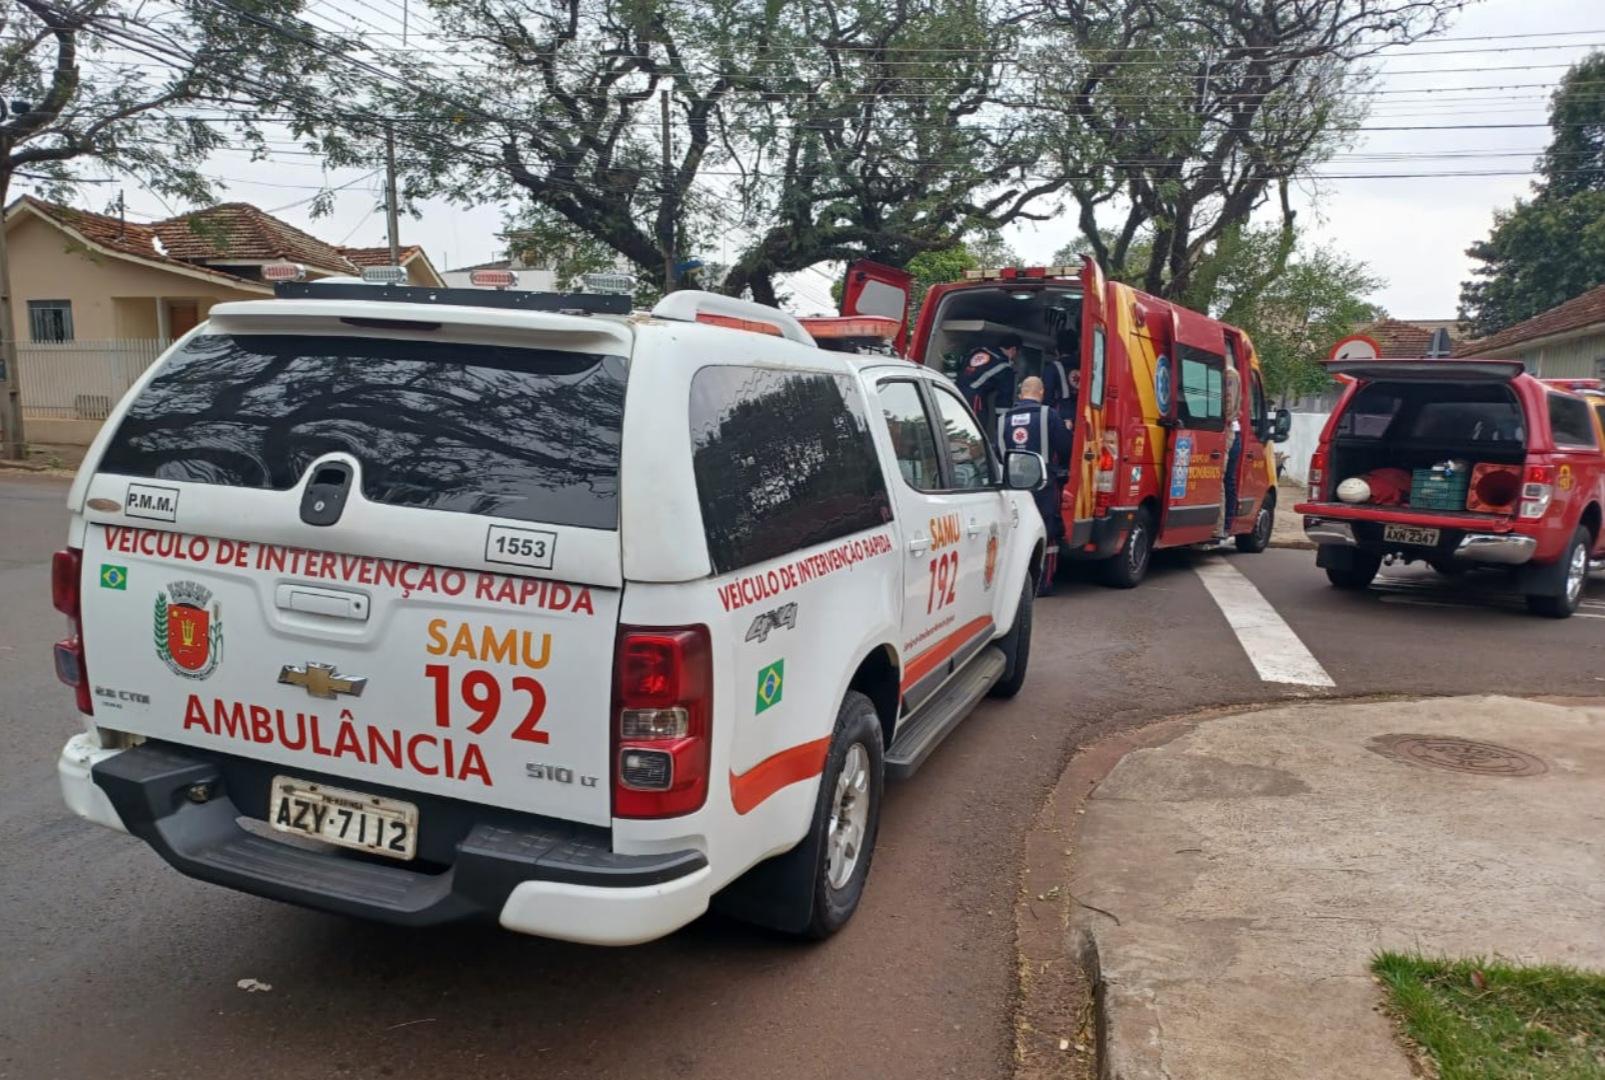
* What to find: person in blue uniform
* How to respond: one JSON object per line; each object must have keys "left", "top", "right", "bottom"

{"left": 1042, "top": 350, "right": 1074, "bottom": 412}
{"left": 997, "top": 376, "right": 1073, "bottom": 595}
{"left": 957, "top": 332, "right": 1020, "bottom": 427}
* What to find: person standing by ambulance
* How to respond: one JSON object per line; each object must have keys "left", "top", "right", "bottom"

{"left": 1218, "top": 350, "right": 1243, "bottom": 541}
{"left": 959, "top": 332, "right": 1020, "bottom": 429}
{"left": 998, "top": 376, "right": 1072, "bottom": 595}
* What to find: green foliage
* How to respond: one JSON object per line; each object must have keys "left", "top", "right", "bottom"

{"left": 1, "top": 0, "right": 344, "bottom": 206}
{"left": 1026, "top": 0, "right": 1454, "bottom": 300}
{"left": 1460, "top": 53, "right": 1605, "bottom": 336}
{"left": 1212, "top": 228, "right": 1382, "bottom": 402}
{"left": 1373, "top": 952, "right": 1605, "bottom": 1079}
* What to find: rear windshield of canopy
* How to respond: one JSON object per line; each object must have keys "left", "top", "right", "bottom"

{"left": 99, "top": 333, "right": 627, "bottom": 530}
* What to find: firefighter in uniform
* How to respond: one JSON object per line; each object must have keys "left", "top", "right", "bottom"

{"left": 958, "top": 332, "right": 1020, "bottom": 429}
{"left": 997, "top": 376, "right": 1073, "bottom": 596}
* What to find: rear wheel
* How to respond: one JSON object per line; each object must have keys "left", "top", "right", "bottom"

{"left": 1235, "top": 493, "right": 1275, "bottom": 554}
{"left": 988, "top": 577, "right": 1033, "bottom": 699}
{"left": 1101, "top": 508, "right": 1153, "bottom": 588}
{"left": 1527, "top": 528, "right": 1590, "bottom": 619}
{"left": 1325, "top": 550, "right": 1381, "bottom": 590}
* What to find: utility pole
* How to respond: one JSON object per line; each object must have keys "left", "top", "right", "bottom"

{"left": 384, "top": 123, "right": 401, "bottom": 265}
{"left": 0, "top": 116, "right": 23, "bottom": 459}
{"left": 660, "top": 89, "right": 674, "bottom": 294}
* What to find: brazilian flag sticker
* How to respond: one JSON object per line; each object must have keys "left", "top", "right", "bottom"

{"left": 755, "top": 659, "right": 785, "bottom": 715}
{"left": 99, "top": 564, "right": 128, "bottom": 591}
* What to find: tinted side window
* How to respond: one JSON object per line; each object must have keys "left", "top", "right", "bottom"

{"left": 878, "top": 380, "right": 943, "bottom": 490}
{"left": 1549, "top": 392, "right": 1598, "bottom": 447}
{"left": 690, "top": 367, "right": 891, "bottom": 574}
{"left": 1251, "top": 372, "right": 1267, "bottom": 432}
{"left": 100, "top": 334, "right": 626, "bottom": 528}
{"left": 1178, "top": 346, "right": 1224, "bottom": 430}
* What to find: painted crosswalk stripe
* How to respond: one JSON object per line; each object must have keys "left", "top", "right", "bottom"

{"left": 1194, "top": 558, "right": 1336, "bottom": 688}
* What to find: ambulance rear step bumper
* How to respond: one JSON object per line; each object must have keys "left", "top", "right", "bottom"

{"left": 92, "top": 741, "right": 706, "bottom": 928}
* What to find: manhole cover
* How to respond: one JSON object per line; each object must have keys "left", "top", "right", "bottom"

{"left": 1366, "top": 734, "right": 1548, "bottom": 777}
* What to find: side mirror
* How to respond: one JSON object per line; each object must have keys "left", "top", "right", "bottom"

{"left": 1004, "top": 450, "right": 1047, "bottom": 492}
{"left": 1271, "top": 408, "right": 1292, "bottom": 443}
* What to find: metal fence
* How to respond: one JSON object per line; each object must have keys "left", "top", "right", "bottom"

{"left": 17, "top": 339, "right": 165, "bottom": 420}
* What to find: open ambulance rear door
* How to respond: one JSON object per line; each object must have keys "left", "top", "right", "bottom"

{"left": 840, "top": 260, "right": 913, "bottom": 355}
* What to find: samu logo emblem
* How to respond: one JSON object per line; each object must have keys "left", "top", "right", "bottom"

{"left": 154, "top": 580, "right": 223, "bottom": 679}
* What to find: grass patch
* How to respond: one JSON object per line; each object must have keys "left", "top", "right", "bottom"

{"left": 1372, "top": 952, "right": 1605, "bottom": 1079}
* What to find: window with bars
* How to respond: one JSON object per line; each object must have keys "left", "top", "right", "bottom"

{"left": 27, "top": 300, "right": 74, "bottom": 343}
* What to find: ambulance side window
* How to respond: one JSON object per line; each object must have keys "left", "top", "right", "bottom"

{"left": 877, "top": 379, "right": 944, "bottom": 491}
{"left": 1251, "top": 372, "right": 1268, "bottom": 438}
{"left": 1177, "top": 346, "right": 1225, "bottom": 431}
{"left": 1089, "top": 326, "right": 1107, "bottom": 407}
{"left": 689, "top": 366, "right": 892, "bottom": 574}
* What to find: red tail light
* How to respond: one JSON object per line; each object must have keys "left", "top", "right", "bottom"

{"left": 1094, "top": 445, "right": 1117, "bottom": 516}
{"left": 1520, "top": 465, "right": 1555, "bottom": 520}
{"left": 612, "top": 626, "right": 712, "bottom": 818}
{"left": 51, "top": 548, "right": 92, "bottom": 715}
{"left": 1307, "top": 448, "right": 1329, "bottom": 502}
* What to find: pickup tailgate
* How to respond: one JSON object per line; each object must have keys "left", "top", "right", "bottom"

{"left": 75, "top": 324, "right": 630, "bottom": 828}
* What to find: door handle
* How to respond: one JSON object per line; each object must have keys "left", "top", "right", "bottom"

{"left": 907, "top": 536, "right": 930, "bottom": 556}
{"left": 275, "top": 584, "right": 370, "bottom": 621}
{"left": 1208, "top": 451, "right": 1223, "bottom": 460}
{"left": 966, "top": 517, "right": 980, "bottom": 538}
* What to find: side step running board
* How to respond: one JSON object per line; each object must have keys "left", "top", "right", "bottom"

{"left": 885, "top": 646, "right": 1008, "bottom": 781}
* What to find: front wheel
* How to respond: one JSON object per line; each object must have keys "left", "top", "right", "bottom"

{"left": 1527, "top": 528, "right": 1590, "bottom": 619}
{"left": 1235, "top": 494, "right": 1275, "bottom": 554}
{"left": 1101, "top": 508, "right": 1154, "bottom": 588}
{"left": 988, "top": 577, "right": 1034, "bottom": 699}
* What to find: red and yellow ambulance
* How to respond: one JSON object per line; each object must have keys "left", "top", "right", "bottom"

{"left": 851, "top": 258, "right": 1291, "bottom": 586}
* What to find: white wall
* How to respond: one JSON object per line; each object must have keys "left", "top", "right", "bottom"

{"left": 1280, "top": 411, "right": 1330, "bottom": 483}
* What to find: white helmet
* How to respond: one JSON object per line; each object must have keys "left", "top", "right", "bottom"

{"left": 1336, "top": 477, "right": 1372, "bottom": 504}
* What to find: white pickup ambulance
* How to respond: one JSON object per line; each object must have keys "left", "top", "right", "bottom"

{"left": 52, "top": 274, "right": 1047, "bottom": 944}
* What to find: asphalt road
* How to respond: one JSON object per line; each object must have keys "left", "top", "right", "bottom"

{"left": 5, "top": 473, "right": 1605, "bottom": 1080}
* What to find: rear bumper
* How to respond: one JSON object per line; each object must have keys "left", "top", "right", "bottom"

{"left": 1302, "top": 515, "right": 1537, "bottom": 566}
{"left": 60, "top": 736, "right": 710, "bottom": 945}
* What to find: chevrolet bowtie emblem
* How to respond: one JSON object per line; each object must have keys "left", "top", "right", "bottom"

{"left": 278, "top": 661, "right": 368, "bottom": 700}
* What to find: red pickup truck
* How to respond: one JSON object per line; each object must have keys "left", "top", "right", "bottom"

{"left": 1295, "top": 358, "right": 1604, "bottom": 617}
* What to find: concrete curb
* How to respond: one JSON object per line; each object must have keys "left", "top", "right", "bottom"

{"left": 1268, "top": 537, "right": 1315, "bottom": 551}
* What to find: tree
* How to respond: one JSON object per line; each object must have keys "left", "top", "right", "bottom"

{"left": 1023, "top": 0, "right": 1457, "bottom": 301}
{"left": 366, "top": 0, "right": 1054, "bottom": 302}
{"left": 1459, "top": 53, "right": 1605, "bottom": 336}
{"left": 0, "top": 0, "right": 337, "bottom": 457}
{"left": 1213, "top": 230, "right": 1382, "bottom": 402}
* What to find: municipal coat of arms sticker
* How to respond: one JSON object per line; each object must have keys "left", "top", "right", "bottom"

{"left": 154, "top": 580, "right": 223, "bottom": 679}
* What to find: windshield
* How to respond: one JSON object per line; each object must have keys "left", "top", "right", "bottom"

{"left": 99, "top": 333, "right": 627, "bottom": 529}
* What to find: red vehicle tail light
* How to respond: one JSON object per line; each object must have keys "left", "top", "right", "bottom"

{"left": 1094, "top": 445, "right": 1117, "bottom": 516}
{"left": 613, "top": 626, "right": 712, "bottom": 818}
{"left": 51, "top": 548, "right": 92, "bottom": 715}
{"left": 1307, "top": 448, "right": 1329, "bottom": 502}
{"left": 1469, "top": 463, "right": 1522, "bottom": 512}
{"left": 1519, "top": 465, "right": 1555, "bottom": 520}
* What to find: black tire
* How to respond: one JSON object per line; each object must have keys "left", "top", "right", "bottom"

{"left": 1526, "top": 527, "right": 1590, "bottom": 619}
{"left": 1101, "top": 507, "right": 1154, "bottom": 588}
{"left": 1325, "top": 551, "right": 1381, "bottom": 590}
{"left": 1235, "top": 493, "right": 1275, "bottom": 554}
{"left": 989, "top": 577, "right": 1033, "bottom": 699}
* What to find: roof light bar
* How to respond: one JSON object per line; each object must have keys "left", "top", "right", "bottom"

{"left": 469, "top": 268, "right": 519, "bottom": 290}
{"left": 263, "top": 261, "right": 306, "bottom": 282}
{"left": 360, "top": 265, "right": 409, "bottom": 285}
{"left": 582, "top": 271, "right": 637, "bottom": 296}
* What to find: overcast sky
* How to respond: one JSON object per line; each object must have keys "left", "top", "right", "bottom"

{"left": 89, "top": 0, "right": 1605, "bottom": 322}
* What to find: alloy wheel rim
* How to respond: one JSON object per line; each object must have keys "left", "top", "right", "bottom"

{"left": 1257, "top": 506, "right": 1272, "bottom": 544}
{"left": 1566, "top": 542, "right": 1587, "bottom": 604}
{"left": 826, "top": 743, "right": 871, "bottom": 890}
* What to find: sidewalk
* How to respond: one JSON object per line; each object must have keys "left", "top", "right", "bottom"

{"left": 1067, "top": 696, "right": 1605, "bottom": 1079}
{"left": 1269, "top": 478, "right": 1310, "bottom": 549}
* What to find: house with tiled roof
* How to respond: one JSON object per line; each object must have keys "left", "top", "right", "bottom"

{"left": 1455, "top": 285, "right": 1605, "bottom": 378}
{"left": 1347, "top": 317, "right": 1468, "bottom": 359}
{"left": 3, "top": 195, "right": 440, "bottom": 443}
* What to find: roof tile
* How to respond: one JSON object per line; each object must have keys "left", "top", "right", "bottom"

{"left": 1456, "top": 285, "right": 1605, "bottom": 357}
